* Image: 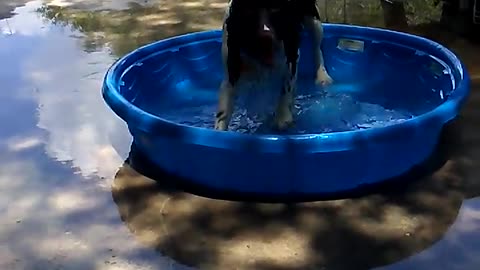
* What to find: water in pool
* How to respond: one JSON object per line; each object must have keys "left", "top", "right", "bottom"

{"left": 151, "top": 80, "right": 414, "bottom": 135}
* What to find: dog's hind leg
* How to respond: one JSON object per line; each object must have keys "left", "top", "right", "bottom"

{"left": 304, "top": 16, "right": 333, "bottom": 86}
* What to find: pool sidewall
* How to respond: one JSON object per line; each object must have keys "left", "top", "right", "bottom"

{"left": 102, "top": 24, "right": 470, "bottom": 195}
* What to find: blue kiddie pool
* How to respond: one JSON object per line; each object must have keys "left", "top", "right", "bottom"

{"left": 103, "top": 24, "right": 470, "bottom": 197}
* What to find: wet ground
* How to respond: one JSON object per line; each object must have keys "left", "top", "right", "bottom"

{"left": 1, "top": 0, "right": 480, "bottom": 269}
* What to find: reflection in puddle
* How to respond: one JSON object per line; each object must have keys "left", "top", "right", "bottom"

{"left": 1, "top": 1, "right": 131, "bottom": 180}
{"left": 379, "top": 199, "right": 480, "bottom": 270}
{"left": 0, "top": 1, "right": 161, "bottom": 269}
{"left": 0, "top": 0, "right": 480, "bottom": 269}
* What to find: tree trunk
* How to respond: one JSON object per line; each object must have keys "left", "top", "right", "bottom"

{"left": 380, "top": 0, "right": 408, "bottom": 30}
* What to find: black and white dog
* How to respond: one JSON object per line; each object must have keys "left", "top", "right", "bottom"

{"left": 214, "top": 0, "right": 333, "bottom": 131}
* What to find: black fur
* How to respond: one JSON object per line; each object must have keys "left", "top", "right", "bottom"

{"left": 225, "top": 0, "right": 318, "bottom": 85}
{"left": 215, "top": 0, "right": 329, "bottom": 131}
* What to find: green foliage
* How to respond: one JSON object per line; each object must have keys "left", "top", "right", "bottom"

{"left": 404, "top": 0, "right": 442, "bottom": 25}
{"left": 318, "top": 0, "right": 441, "bottom": 26}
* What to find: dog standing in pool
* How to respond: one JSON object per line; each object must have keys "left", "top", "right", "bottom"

{"left": 214, "top": 0, "right": 333, "bottom": 131}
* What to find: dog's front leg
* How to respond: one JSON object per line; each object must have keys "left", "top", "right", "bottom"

{"left": 215, "top": 80, "right": 235, "bottom": 131}
{"left": 274, "top": 62, "right": 297, "bottom": 131}
{"left": 214, "top": 20, "right": 240, "bottom": 131}
{"left": 304, "top": 16, "right": 333, "bottom": 86}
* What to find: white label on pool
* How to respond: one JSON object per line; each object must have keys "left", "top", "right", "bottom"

{"left": 337, "top": 38, "right": 365, "bottom": 52}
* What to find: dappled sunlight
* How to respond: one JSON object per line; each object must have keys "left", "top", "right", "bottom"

{"left": 136, "top": 13, "right": 182, "bottom": 27}
{"left": 344, "top": 203, "right": 419, "bottom": 237}
{"left": 111, "top": 142, "right": 476, "bottom": 270}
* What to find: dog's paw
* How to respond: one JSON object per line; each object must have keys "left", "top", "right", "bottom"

{"left": 315, "top": 67, "right": 333, "bottom": 87}
{"left": 214, "top": 120, "right": 228, "bottom": 131}
{"left": 273, "top": 110, "right": 294, "bottom": 131}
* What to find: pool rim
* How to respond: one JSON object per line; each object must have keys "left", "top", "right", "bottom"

{"left": 102, "top": 23, "right": 470, "bottom": 153}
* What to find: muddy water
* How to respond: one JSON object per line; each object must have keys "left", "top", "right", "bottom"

{"left": 1, "top": 0, "right": 480, "bottom": 269}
